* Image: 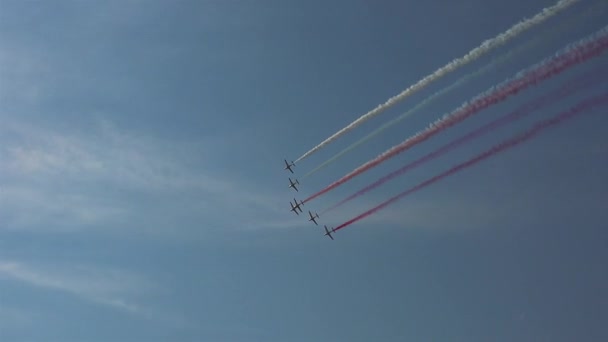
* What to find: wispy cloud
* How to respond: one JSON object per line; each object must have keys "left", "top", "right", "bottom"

{"left": 0, "top": 260, "right": 152, "bottom": 315}
{"left": 0, "top": 119, "right": 296, "bottom": 234}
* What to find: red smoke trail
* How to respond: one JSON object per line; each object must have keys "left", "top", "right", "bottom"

{"left": 333, "top": 93, "right": 608, "bottom": 232}
{"left": 323, "top": 68, "right": 607, "bottom": 213}
{"left": 303, "top": 28, "right": 608, "bottom": 204}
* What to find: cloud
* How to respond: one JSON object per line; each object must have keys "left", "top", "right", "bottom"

{"left": 0, "top": 260, "right": 152, "bottom": 315}
{"left": 0, "top": 187, "right": 127, "bottom": 230}
{"left": 0, "top": 119, "right": 296, "bottom": 234}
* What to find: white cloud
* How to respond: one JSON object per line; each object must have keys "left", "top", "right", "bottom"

{"left": 0, "top": 260, "right": 153, "bottom": 315}
{"left": 0, "top": 259, "right": 194, "bottom": 329}
{"left": 0, "top": 119, "right": 293, "bottom": 234}
{"left": 0, "top": 186, "right": 127, "bottom": 230}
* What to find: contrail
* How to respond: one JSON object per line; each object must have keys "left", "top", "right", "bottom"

{"left": 333, "top": 92, "right": 608, "bottom": 232}
{"left": 323, "top": 68, "right": 606, "bottom": 213}
{"left": 302, "top": 1, "right": 606, "bottom": 179}
{"left": 302, "top": 25, "right": 608, "bottom": 204}
{"left": 294, "top": 0, "right": 580, "bottom": 163}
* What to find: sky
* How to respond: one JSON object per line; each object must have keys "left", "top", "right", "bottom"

{"left": 1, "top": 0, "right": 607, "bottom": 341}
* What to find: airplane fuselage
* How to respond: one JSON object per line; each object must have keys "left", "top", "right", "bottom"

{"left": 284, "top": 160, "right": 295, "bottom": 173}
{"left": 288, "top": 178, "right": 299, "bottom": 192}
{"left": 308, "top": 211, "right": 319, "bottom": 225}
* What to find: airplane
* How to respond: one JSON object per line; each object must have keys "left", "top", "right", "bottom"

{"left": 288, "top": 177, "right": 299, "bottom": 192}
{"left": 284, "top": 159, "right": 295, "bottom": 174}
{"left": 289, "top": 198, "right": 304, "bottom": 215}
{"left": 323, "top": 225, "right": 335, "bottom": 240}
{"left": 290, "top": 202, "right": 301, "bottom": 215}
{"left": 308, "top": 211, "right": 319, "bottom": 225}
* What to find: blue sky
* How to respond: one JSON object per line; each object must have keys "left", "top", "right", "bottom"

{"left": 1, "top": 0, "right": 608, "bottom": 341}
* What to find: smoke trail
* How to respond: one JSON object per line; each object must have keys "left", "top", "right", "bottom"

{"left": 302, "top": 25, "right": 608, "bottom": 204}
{"left": 333, "top": 92, "right": 608, "bottom": 232}
{"left": 323, "top": 68, "right": 606, "bottom": 213}
{"left": 295, "top": 0, "right": 580, "bottom": 163}
{"left": 303, "top": 1, "right": 606, "bottom": 179}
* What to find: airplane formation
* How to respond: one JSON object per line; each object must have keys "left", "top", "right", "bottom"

{"left": 284, "top": 159, "right": 335, "bottom": 240}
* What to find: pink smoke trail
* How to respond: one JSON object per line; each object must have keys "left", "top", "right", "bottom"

{"left": 323, "top": 68, "right": 607, "bottom": 213}
{"left": 333, "top": 92, "right": 608, "bottom": 232}
{"left": 303, "top": 26, "right": 608, "bottom": 204}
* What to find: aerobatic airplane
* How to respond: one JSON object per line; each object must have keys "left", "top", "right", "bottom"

{"left": 290, "top": 202, "right": 301, "bottom": 215}
{"left": 308, "top": 211, "right": 319, "bottom": 225}
{"left": 288, "top": 177, "right": 299, "bottom": 192}
{"left": 284, "top": 159, "right": 295, "bottom": 173}
{"left": 324, "top": 225, "right": 335, "bottom": 240}
{"left": 289, "top": 198, "right": 304, "bottom": 215}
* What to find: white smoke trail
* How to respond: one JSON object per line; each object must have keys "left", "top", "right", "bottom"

{"left": 295, "top": 0, "right": 580, "bottom": 163}
{"left": 303, "top": 25, "right": 608, "bottom": 203}
{"left": 301, "top": 1, "right": 606, "bottom": 178}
